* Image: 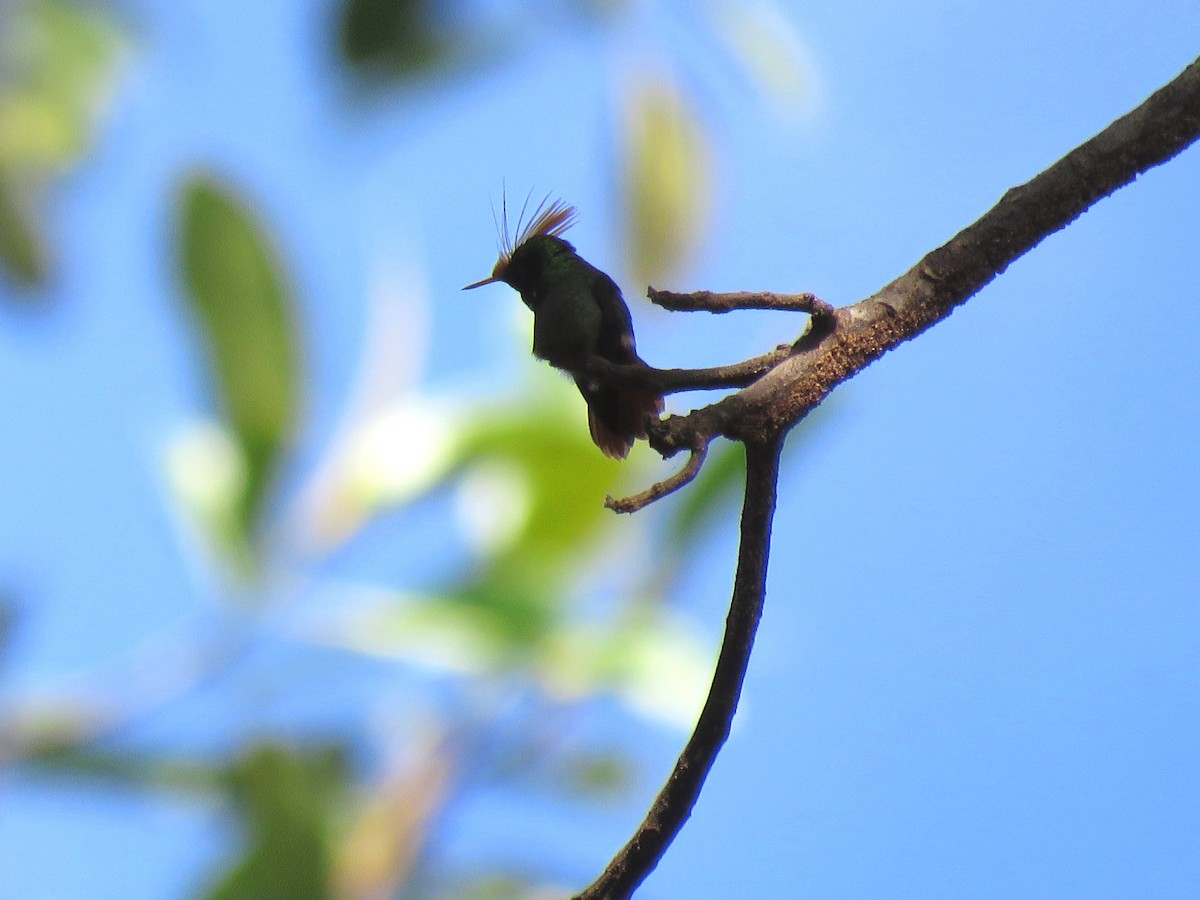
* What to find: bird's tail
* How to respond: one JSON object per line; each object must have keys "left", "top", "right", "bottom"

{"left": 579, "top": 380, "right": 664, "bottom": 459}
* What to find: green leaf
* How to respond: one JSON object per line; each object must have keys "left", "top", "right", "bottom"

{"left": 0, "top": 175, "right": 47, "bottom": 288}
{"left": 336, "top": 0, "right": 449, "bottom": 81}
{"left": 176, "top": 173, "right": 302, "bottom": 547}
{"left": 204, "top": 743, "right": 346, "bottom": 900}
{"left": 447, "top": 387, "right": 635, "bottom": 655}
{"left": 457, "top": 386, "right": 629, "bottom": 569}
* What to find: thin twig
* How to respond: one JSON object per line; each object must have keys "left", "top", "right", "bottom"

{"left": 575, "top": 438, "right": 783, "bottom": 900}
{"left": 648, "top": 288, "right": 837, "bottom": 320}
{"left": 585, "top": 347, "right": 793, "bottom": 395}
{"left": 605, "top": 443, "right": 709, "bottom": 513}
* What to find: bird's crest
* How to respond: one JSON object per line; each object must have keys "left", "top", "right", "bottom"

{"left": 464, "top": 191, "right": 578, "bottom": 290}
{"left": 494, "top": 191, "right": 578, "bottom": 267}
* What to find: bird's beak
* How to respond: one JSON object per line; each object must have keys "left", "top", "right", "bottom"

{"left": 463, "top": 276, "right": 500, "bottom": 290}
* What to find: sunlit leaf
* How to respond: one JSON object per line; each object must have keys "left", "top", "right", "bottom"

{"left": 0, "top": 1, "right": 123, "bottom": 174}
{"left": 176, "top": 173, "right": 302, "bottom": 551}
{"left": 164, "top": 419, "right": 257, "bottom": 573}
{"left": 204, "top": 743, "right": 347, "bottom": 900}
{"left": 285, "top": 245, "right": 441, "bottom": 552}
{"left": 0, "top": 89, "right": 83, "bottom": 174}
{"left": 605, "top": 612, "right": 712, "bottom": 729}
{"left": 713, "top": 1, "right": 811, "bottom": 113}
{"left": 328, "top": 585, "right": 567, "bottom": 674}
{"left": 325, "top": 591, "right": 510, "bottom": 675}
{"left": 301, "top": 385, "right": 653, "bottom": 674}
{"left": 538, "top": 609, "right": 712, "bottom": 729}
{"left": 456, "top": 384, "right": 629, "bottom": 572}
{"left": 299, "top": 398, "right": 459, "bottom": 550}
{"left": 446, "top": 386, "right": 641, "bottom": 655}
{"left": 621, "top": 77, "right": 711, "bottom": 285}
{"left": 454, "top": 457, "right": 533, "bottom": 556}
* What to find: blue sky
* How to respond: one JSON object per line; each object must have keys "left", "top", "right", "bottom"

{"left": 2, "top": 1, "right": 1200, "bottom": 898}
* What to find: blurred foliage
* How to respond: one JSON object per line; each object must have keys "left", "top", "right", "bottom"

{"left": 332, "top": 0, "right": 727, "bottom": 288}
{"left": 622, "top": 79, "right": 711, "bottom": 288}
{"left": 560, "top": 748, "right": 633, "bottom": 800}
{"left": 0, "top": 0, "right": 817, "bottom": 897}
{"left": 334, "top": 730, "right": 456, "bottom": 898}
{"left": 0, "top": 593, "right": 14, "bottom": 670}
{"left": 204, "top": 744, "right": 349, "bottom": 900}
{"left": 176, "top": 173, "right": 303, "bottom": 568}
{"left": 337, "top": 0, "right": 451, "bottom": 82}
{"left": 311, "top": 387, "right": 714, "bottom": 727}
{"left": 19, "top": 736, "right": 228, "bottom": 795}
{"left": 713, "top": 2, "right": 810, "bottom": 112}
{"left": 451, "top": 403, "right": 629, "bottom": 646}
{"left": 664, "top": 412, "right": 829, "bottom": 556}
{"left": 0, "top": 0, "right": 122, "bottom": 291}
{"left": 0, "top": 174, "right": 47, "bottom": 286}
{"left": 665, "top": 440, "right": 746, "bottom": 555}
{"left": 333, "top": 0, "right": 627, "bottom": 90}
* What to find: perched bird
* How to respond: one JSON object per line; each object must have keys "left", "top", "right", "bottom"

{"left": 464, "top": 196, "right": 663, "bottom": 459}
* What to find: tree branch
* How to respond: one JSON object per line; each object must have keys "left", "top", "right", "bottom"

{"left": 581, "top": 292, "right": 835, "bottom": 399}
{"left": 584, "top": 347, "right": 793, "bottom": 395}
{"left": 648, "top": 288, "right": 837, "bottom": 318}
{"left": 650, "top": 54, "right": 1200, "bottom": 454}
{"left": 605, "top": 444, "right": 708, "bottom": 513}
{"left": 574, "top": 438, "right": 782, "bottom": 900}
{"left": 576, "top": 53, "right": 1200, "bottom": 899}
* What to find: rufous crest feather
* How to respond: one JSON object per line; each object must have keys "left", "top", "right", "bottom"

{"left": 464, "top": 190, "right": 580, "bottom": 288}
{"left": 495, "top": 190, "right": 579, "bottom": 267}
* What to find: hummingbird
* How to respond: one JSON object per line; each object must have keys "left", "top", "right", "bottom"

{"left": 464, "top": 196, "right": 663, "bottom": 459}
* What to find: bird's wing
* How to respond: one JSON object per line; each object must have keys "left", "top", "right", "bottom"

{"left": 590, "top": 270, "right": 640, "bottom": 364}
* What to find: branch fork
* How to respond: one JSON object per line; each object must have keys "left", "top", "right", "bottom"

{"left": 599, "top": 290, "right": 836, "bottom": 513}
